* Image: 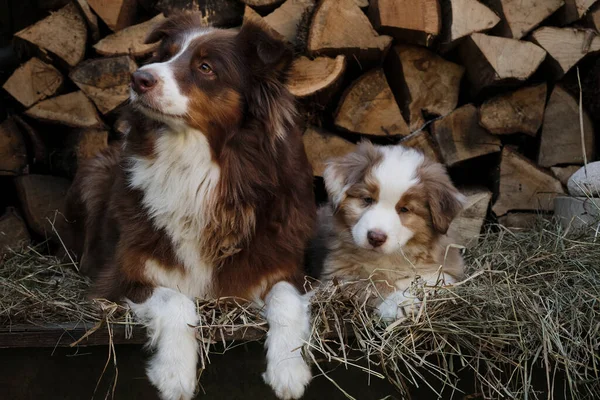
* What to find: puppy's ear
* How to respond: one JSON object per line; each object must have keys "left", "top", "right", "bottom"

{"left": 144, "top": 13, "right": 204, "bottom": 44}
{"left": 323, "top": 140, "right": 381, "bottom": 212}
{"left": 236, "top": 21, "right": 293, "bottom": 76}
{"left": 420, "top": 162, "right": 465, "bottom": 234}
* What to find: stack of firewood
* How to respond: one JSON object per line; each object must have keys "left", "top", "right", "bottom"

{"left": 1, "top": 0, "right": 599, "bottom": 254}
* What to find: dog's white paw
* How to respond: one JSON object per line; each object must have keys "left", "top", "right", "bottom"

{"left": 263, "top": 356, "right": 312, "bottom": 400}
{"left": 147, "top": 352, "right": 197, "bottom": 400}
{"left": 376, "top": 290, "right": 421, "bottom": 321}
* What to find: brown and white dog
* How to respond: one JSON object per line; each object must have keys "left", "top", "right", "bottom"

{"left": 309, "top": 142, "right": 465, "bottom": 320}
{"left": 66, "top": 15, "right": 316, "bottom": 400}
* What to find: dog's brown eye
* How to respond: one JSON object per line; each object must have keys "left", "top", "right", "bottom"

{"left": 199, "top": 63, "right": 213, "bottom": 74}
{"left": 399, "top": 206, "right": 409, "bottom": 213}
{"left": 362, "top": 197, "right": 374, "bottom": 206}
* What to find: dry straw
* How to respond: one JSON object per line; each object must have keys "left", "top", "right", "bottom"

{"left": 1, "top": 218, "right": 599, "bottom": 399}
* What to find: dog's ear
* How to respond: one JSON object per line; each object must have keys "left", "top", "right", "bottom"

{"left": 420, "top": 162, "right": 465, "bottom": 234}
{"left": 236, "top": 21, "right": 293, "bottom": 77}
{"left": 145, "top": 13, "right": 204, "bottom": 44}
{"left": 323, "top": 140, "right": 380, "bottom": 212}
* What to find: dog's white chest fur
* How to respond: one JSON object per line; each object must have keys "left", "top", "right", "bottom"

{"left": 128, "top": 128, "right": 220, "bottom": 298}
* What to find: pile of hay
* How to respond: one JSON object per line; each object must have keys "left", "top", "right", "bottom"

{"left": 1, "top": 219, "right": 599, "bottom": 399}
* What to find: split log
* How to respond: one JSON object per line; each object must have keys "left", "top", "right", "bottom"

{"left": 492, "top": 147, "right": 564, "bottom": 216}
{"left": 149, "top": 0, "right": 244, "bottom": 27}
{"left": 497, "top": 212, "right": 543, "bottom": 229}
{"left": 0, "top": 208, "right": 30, "bottom": 257}
{"left": 87, "top": 0, "right": 136, "bottom": 31}
{"left": 2, "top": 58, "right": 63, "bottom": 108}
{"left": 531, "top": 27, "right": 600, "bottom": 78}
{"left": 243, "top": 6, "right": 285, "bottom": 41}
{"left": 439, "top": 0, "right": 500, "bottom": 50}
{"left": 399, "top": 131, "right": 442, "bottom": 162}
{"left": 485, "top": 0, "right": 564, "bottom": 39}
{"left": 431, "top": 104, "right": 501, "bottom": 166}
{"left": 94, "top": 14, "right": 166, "bottom": 58}
{"left": 25, "top": 91, "right": 104, "bottom": 129}
{"left": 287, "top": 55, "right": 346, "bottom": 99}
{"left": 556, "top": 0, "right": 598, "bottom": 25}
{"left": 13, "top": 116, "right": 47, "bottom": 166}
{"left": 0, "top": 118, "right": 28, "bottom": 176}
{"left": 263, "top": 0, "right": 316, "bottom": 44}
{"left": 334, "top": 68, "right": 409, "bottom": 136}
{"left": 386, "top": 45, "right": 464, "bottom": 131}
{"left": 14, "top": 174, "right": 71, "bottom": 237}
{"left": 303, "top": 126, "right": 356, "bottom": 177}
{"left": 551, "top": 165, "right": 581, "bottom": 186}
{"left": 459, "top": 33, "right": 546, "bottom": 93}
{"left": 479, "top": 83, "right": 547, "bottom": 136}
{"left": 70, "top": 56, "right": 137, "bottom": 115}
{"left": 447, "top": 187, "right": 492, "bottom": 247}
{"left": 75, "top": 0, "right": 101, "bottom": 41}
{"left": 537, "top": 85, "right": 595, "bottom": 167}
{"left": 241, "top": 0, "right": 284, "bottom": 8}
{"left": 307, "top": 0, "right": 393, "bottom": 66}
{"left": 14, "top": 3, "right": 87, "bottom": 67}
{"left": 368, "top": 0, "right": 441, "bottom": 46}
{"left": 587, "top": 3, "right": 600, "bottom": 31}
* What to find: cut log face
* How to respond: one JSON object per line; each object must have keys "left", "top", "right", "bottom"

{"left": 488, "top": 0, "right": 564, "bottom": 39}
{"left": 531, "top": 27, "right": 600, "bottom": 78}
{"left": 263, "top": 0, "right": 316, "bottom": 44}
{"left": 303, "top": 126, "right": 356, "bottom": 176}
{"left": 368, "top": 0, "right": 441, "bottom": 46}
{"left": 70, "top": 56, "right": 137, "bottom": 115}
{"left": 587, "top": 3, "right": 600, "bottom": 31}
{"left": 399, "top": 130, "right": 442, "bottom": 162}
{"left": 479, "top": 83, "right": 547, "bottom": 136}
{"left": 25, "top": 91, "right": 104, "bottom": 129}
{"left": 557, "top": 0, "right": 598, "bottom": 25}
{"left": 307, "top": 0, "right": 393, "bottom": 66}
{"left": 93, "top": 14, "right": 166, "bottom": 58}
{"left": 14, "top": 3, "right": 87, "bottom": 67}
{"left": 386, "top": 45, "right": 464, "bottom": 131}
{"left": 447, "top": 187, "right": 492, "bottom": 247}
{"left": 2, "top": 58, "right": 63, "bottom": 108}
{"left": 287, "top": 55, "right": 346, "bottom": 97}
{"left": 0, "top": 118, "right": 28, "bottom": 176}
{"left": 243, "top": 6, "right": 286, "bottom": 41}
{"left": 551, "top": 165, "right": 581, "bottom": 186}
{"left": 334, "top": 68, "right": 409, "bottom": 136}
{"left": 0, "top": 208, "right": 30, "bottom": 256}
{"left": 439, "top": 0, "right": 500, "bottom": 48}
{"left": 492, "top": 147, "right": 564, "bottom": 216}
{"left": 88, "top": 0, "right": 137, "bottom": 31}
{"left": 431, "top": 104, "right": 501, "bottom": 166}
{"left": 538, "top": 86, "right": 595, "bottom": 167}
{"left": 460, "top": 33, "right": 546, "bottom": 92}
{"left": 14, "top": 174, "right": 71, "bottom": 236}
{"left": 75, "top": 0, "right": 101, "bottom": 41}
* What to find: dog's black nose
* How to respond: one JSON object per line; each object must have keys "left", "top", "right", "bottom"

{"left": 367, "top": 230, "right": 387, "bottom": 248}
{"left": 131, "top": 70, "right": 157, "bottom": 94}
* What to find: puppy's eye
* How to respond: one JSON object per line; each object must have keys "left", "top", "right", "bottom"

{"left": 399, "top": 207, "right": 409, "bottom": 213}
{"left": 199, "top": 63, "right": 213, "bottom": 74}
{"left": 362, "top": 197, "right": 374, "bottom": 206}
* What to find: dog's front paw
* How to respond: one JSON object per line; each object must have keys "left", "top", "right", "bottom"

{"left": 263, "top": 356, "right": 312, "bottom": 400}
{"left": 147, "top": 352, "right": 197, "bottom": 400}
{"left": 376, "top": 290, "right": 421, "bottom": 321}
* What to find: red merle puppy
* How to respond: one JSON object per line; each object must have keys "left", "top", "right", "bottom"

{"left": 66, "top": 14, "right": 316, "bottom": 400}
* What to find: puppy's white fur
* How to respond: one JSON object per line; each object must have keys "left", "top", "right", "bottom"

{"left": 128, "top": 287, "right": 199, "bottom": 400}
{"left": 263, "top": 281, "right": 312, "bottom": 400}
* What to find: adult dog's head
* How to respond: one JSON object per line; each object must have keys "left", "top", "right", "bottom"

{"left": 323, "top": 142, "right": 465, "bottom": 255}
{"left": 129, "top": 14, "right": 294, "bottom": 140}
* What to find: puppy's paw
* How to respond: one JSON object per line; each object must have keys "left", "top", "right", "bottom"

{"left": 263, "top": 356, "right": 312, "bottom": 400}
{"left": 147, "top": 353, "right": 197, "bottom": 400}
{"left": 376, "top": 290, "right": 421, "bottom": 321}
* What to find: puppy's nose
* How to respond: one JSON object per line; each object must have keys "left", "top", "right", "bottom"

{"left": 367, "top": 230, "right": 387, "bottom": 248}
{"left": 131, "top": 70, "right": 157, "bottom": 94}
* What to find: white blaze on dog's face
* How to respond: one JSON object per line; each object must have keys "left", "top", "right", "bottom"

{"left": 324, "top": 142, "right": 464, "bottom": 255}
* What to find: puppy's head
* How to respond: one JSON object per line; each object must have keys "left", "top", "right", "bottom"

{"left": 323, "top": 142, "right": 464, "bottom": 254}
{"left": 129, "top": 14, "right": 293, "bottom": 136}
